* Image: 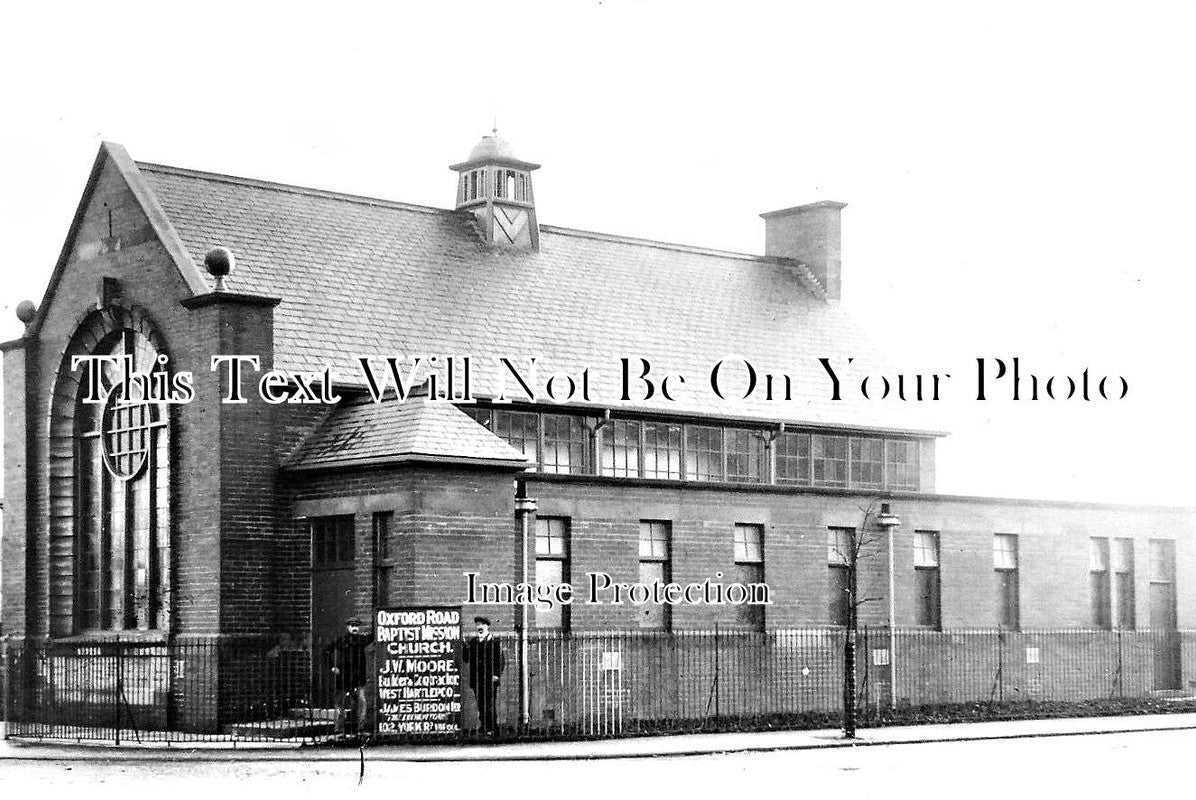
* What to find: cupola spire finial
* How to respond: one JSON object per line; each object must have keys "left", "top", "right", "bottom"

{"left": 449, "top": 128, "right": 541, "bottom": 250}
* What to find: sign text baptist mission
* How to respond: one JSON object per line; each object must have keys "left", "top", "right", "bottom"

{"left": 374, "top": 607, "right": 463, "bottom": 735}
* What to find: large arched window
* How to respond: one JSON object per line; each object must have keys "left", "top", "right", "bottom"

{"left": 73, "top": 327, "right": 170, "bottom": 632}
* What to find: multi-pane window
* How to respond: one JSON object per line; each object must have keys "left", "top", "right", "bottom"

{"left": 775, "top": 432, "right": 811, "bottom": 485}
{"left": 812, "top": 435, "right": 848, "bottom": 487}
{"left": 642, "top": 422, "right": 682, "bottom": 479}
{"left": 913, "top": 531, "right": 941, "bottom": 628}
{"left": 75, "top": 329, "right": 170, "bottom": 632}
{"left": 686, "top": 426, "right": 724, "bottom": 481}
{"left": 849, "top": 438, "right": 884, "bottom": 489}
{"left": 493, "top": 409, "right": 540, "bottom": 466}
{"left": 373, "top": 512, "right": 395, "bottom": 608}
{"left": 828, "top": 527, "right": 853, "bottom": 625}
{"left": 733, "top": 524, "right": 765, "bottom": 630}
{"left": 1092, "top": 537, "right": 1136, "bottom": 630}
{"left": 639, "top": 521, "right": 672, "bottom": 630}
{"left": 1112, "top": 538, "right": 1135, "bottom": 629}
{"left": 994, "top": 534, "right": 1020, "bottom": 629}
{"left": 535, "top": 517, "right": 570, "bottom": 630}
{"left": 885, "top": 440, "right": 920, "bottom": 491}
{"left": 312, "top": 515, "right": 355, "bottom": 565}
{"left": 458, "top": 405, "right": 928, "bottom": 491}
{"left": 542, "top": 413, "right": 588, "bottom": 475}
{"left": 1090, "top": 537, "right": 1112, "bottom": 629}
{"left": 600, "top": 419, "right": 641, "bottom": 478}
{"left": 726, "top": 429, "right": 766, "bottom": 483}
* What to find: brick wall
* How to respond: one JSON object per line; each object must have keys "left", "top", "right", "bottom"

{"left": 279, "top": 466, "right": 1196, "bottom": 638}
{"left": 1, "top": 342, "right": 31, "bottom": 635}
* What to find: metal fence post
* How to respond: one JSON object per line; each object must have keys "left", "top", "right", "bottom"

{"left": 115, "top": 644, "right": 123, "bottom": 746}
{"left": 997, "top": 632, "right": 1004, "bottom": 705}
{"left": 1, "top": 639, "right": 7, "bottom": 726}
{"left": 713, "top": 624, "right": 720, "bottom": 719}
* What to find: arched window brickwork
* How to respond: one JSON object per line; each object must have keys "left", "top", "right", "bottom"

{"left": 48, "top": 306, "right": 172, "bottom": 636}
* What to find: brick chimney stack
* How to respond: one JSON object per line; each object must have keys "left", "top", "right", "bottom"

{"left": 760, "top": 200, "right": 847, "bottom": 302}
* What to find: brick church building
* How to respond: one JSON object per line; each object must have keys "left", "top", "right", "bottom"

{"left": 2, "top": 135, "right": 1194, "bottom": 735}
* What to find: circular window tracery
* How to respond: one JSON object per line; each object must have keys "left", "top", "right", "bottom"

{"left": 100, "top": 384, "right": 159, "bottom": 480}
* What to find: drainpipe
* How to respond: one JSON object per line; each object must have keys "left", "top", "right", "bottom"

{"left": 514, "top": 480, "right": 537, "bottom": 729}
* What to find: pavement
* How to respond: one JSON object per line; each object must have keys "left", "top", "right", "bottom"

{"left": 3, "top": 712, "right": 1196, "bottom": 761}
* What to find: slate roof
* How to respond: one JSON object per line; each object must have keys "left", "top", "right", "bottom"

{"left": 136, "top": 159, "right": 941, "bottom": 435}
{"left": 286, "top": 393, "right": 531, "bottom": 471}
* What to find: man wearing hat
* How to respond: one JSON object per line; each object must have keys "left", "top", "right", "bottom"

{"left": 462, "top": 616, "right": 504, "bottom": 735}
{"left": 327, "top": 617, "right": 372, "bottom": 734}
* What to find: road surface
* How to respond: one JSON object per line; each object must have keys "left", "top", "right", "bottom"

{"left": 0, "top": 728, "right": 1190, "bottom": 798}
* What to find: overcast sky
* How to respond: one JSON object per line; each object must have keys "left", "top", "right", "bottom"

{"left": 1, "top": 1, "right": 1193, "bottom": 505}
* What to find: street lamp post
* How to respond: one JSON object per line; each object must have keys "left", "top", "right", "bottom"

{"left": 514, "top": 481, "right": 537, "bottom": 730}
{"left": 876, "top": 502, "right": 902, "bottom": 710}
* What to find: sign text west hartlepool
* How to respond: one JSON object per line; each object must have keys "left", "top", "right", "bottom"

{"left": 374, "top": 607, "right": 463, "bottom": 735}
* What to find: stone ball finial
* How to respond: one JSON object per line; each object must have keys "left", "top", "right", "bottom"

{"left": 204, "top": 246, "right": 235, "bottom": 278}
{"left": 15, "top": 300, "right": 37, "bottom": 324}
{"left": 204, "top": 246, "right": 235, "bottom": 291}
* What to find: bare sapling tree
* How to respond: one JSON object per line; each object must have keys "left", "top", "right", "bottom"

{"left": 840, "top": 497, "right": 889, "bottom": 739}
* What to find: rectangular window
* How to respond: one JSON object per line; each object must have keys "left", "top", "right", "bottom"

{"left": 686, "top": 425, "right": 724, "bottom": 481}
{"left": 994, "top": 534, "right": 1019, "bottom": 629}
{"left": 850, "top": 437, "right": 884, "bottom": 489}
{"left": 639, "top": 521, "right": 671, "bottom": 630}
{"left": 1090, "top": 537, "right": 1111, "bottom": 629}
{"left": 725, "top": 429, "right": 766, "bottom": 483}
{"left": 642, "top": 422, "right": 682, "bottom": 479}
{"left": 542, "top": 413, "right": 588, "bottom": 475}
{"left": 733, "top": 524, "right": 764, "bottom": 630}
{"left": 1149, "top": 539, "right": 1177, "bottom": 635}
{"left": 373, "top": 512, "right": 395, "bottom": 608}
{"left": 493, "top": 409, "right": 540, "bottom": 466}
{"left": 312, "top": 515, "right": 355, "bottom": 566}
{"left": 1112, "top": 537, "right": 1135, "bottom": 629}
{"left": 828, "top": 528, "right": 853, "bottom": 626}
{"left": 812, "top": 435, "right": 848, "bottom": 487}
{"left": 913, "top": 531, "right": 941, "bottom": 627}
{"left": 775, "top": 431, "right": 811, "bottom": 485}
{"left": 1149, "top": 539, "right": 1175, "bottom": 583}
{"left": 600, "top": 419, "right": 641, "bottom": 478}
{"left": 535, "top": 517, "right": 570, "bottom": 630}
{"left": 885, "top": 440, "right": 920, "bottom": 491}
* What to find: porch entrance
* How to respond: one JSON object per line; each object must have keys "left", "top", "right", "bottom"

{"left": 309, "top": 515, "right": 358, "bottom": 706}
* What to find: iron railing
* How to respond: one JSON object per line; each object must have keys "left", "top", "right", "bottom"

{"left": 3, "top": 628, "right": 1192, "bottom": 744}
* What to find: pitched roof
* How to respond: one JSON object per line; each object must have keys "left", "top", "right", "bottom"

{"left": 135, "top": 159, "right": 942, "bottom": 435}
{"left": 286, "top": 393, "right": 531, "bottom": 471}
{"left": 25, "top": 143, "right": 208, "bottom": 338}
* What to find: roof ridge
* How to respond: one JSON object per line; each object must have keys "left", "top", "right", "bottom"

{"left": 137, "top": 160, "right": 785, "bottom": 264}
{"left": 136, "top": 161, "right": 448, "bottom": 216}
{"left": 537, "top": 224, "right": 768, "bottom": 261}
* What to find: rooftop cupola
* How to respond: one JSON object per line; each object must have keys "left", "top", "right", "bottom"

{"left": 450, "top": 130, "right": 540, "bottom": 250}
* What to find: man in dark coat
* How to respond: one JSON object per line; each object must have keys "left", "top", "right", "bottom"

{"left": 462, "top": 616, "right": 504, "bottom": 735}
{"left": 326, "top": 617, "right": 372, "bottom": 733}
